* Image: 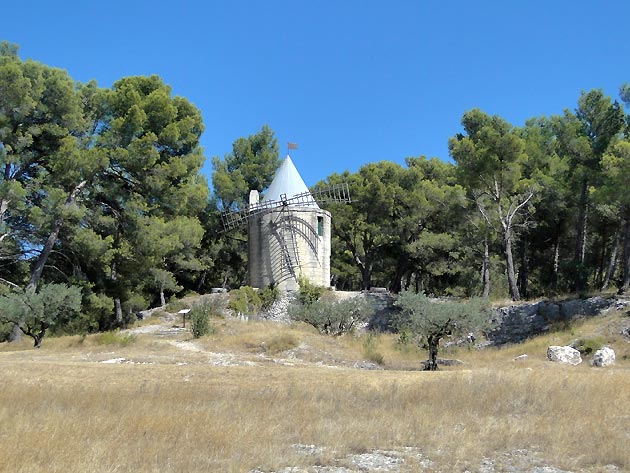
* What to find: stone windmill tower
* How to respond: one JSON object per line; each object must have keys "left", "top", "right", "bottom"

{"left": 221, "top": 154, "right": 350, "bottom": 291}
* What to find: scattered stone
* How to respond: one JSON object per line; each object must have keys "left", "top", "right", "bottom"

{"left": 478, "top": 457, "right": 495, "bottom": 472}
{"left": 310, "top": 468, "right": 354, "bottom": 473}
{"left": 610, "top": 299, "right": 630, "bottom": 313}
{"left": 261, "top": 292, "right": 297, "bottom": 324}
{"left": 529, "top": 467, "right": 572, "bottom": 473}
{"left": 347, "top": 450, "right": 404, "bottom": 470}
{"left": 513, "top": 354, "right": 528, "bottom": 361}
{"left": 592, "top": 346, "right": 615, "bottom": 367}
{"left": 292, "top": 443, "right": 327, "bottom": 455}
{"left": 353, "top": 361, "right": 382, "bottom": 370}
{"left": 547, "top": 346, "right": 582, "bottom": 365}
{"left": 602, "top": 464, "right": 620, "bottom": 472}
{"left": 420, "top": 358, "right": 464, "bottom": 369}
{"left": 100, "top": 357, "right": 126, "bottom": 364}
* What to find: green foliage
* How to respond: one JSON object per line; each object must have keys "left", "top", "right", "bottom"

{"left": 449, "top": 109, "right": 536, "bottom": 301}
{"left": 289, "top": 296, "right": 374, "bottom": 336}
{"left": 165, "top": 299, "right": 190, "bottom": 313}
{"left": 211, "top": 125, "right": 280, "bottom": 210}
{"left": 362, "top": 332, "right": 385, "bottom": 365}
{"left": 149, "top": 268, "right": 183, "bottom": 305}
{"left": 297, "top": 277, "right": 324, "bottom": 306}
{"left": 0, "top": 283, "right": 82, "bottom": 347}
{"left": 394, "top": 291, "right": 490, "bottom": 337}
{"left": 3, "top": 45, "right": 630, "bottom": 322}
{"left": 0, "top": 41, "right": 19, "bottom": 57}
{"left": 94, "top": 330, "right": 136, "bottom": 347}
{"left": 395, "top": 329, "right": 422, "bottom": 355}
{"left": 319, "top": 158, "right": 465, "bottom": 293}
{"left": 397, "top": 329, "right": 412, "bottom": 346}
{"left": 394, "top": 291, "right": 490, "bottom": 369}
{"left": 190, "top": 302, "right": 214, "bottom": 338}
{"left": 0, "top": 320, "right": 13, "bottom": 342}
{"left": 264, "top": 333, "right": 300, "bottom": 355}
{"left": 259, "top": 284, "right": 279, "bottom": 311}
{"left": 571, "top": 337, "right": 606, "bottom": 355}
{"left": 228, "top": 286, "right": 262, "bottom": 315}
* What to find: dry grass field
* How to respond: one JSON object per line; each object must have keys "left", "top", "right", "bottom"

{"left": 1, "top": 306, "right": 629, "bottom": 472}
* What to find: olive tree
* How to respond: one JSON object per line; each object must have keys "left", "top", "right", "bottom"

{"left": 394, "top": 291, "right": 489, "bottom": 370}
{"left": 289, "top": 296, "right": 374, "bottom": 336}
{"left": 0, "top": 283, "right": 82, "bottom": 348}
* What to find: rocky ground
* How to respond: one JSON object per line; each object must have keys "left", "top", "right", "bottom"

{"left": 5, "top": 292, "right": 626, "bottom": 472}
{"left": 249, "top": 445, "right": 622, "bottom": 472}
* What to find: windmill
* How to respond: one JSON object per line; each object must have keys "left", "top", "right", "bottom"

{"left": 220, "top": 154, "right": 351, "bottom": 291}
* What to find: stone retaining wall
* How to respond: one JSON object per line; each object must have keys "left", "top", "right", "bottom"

{"left": 486, "top": 296, "right": 620, "bottom": 345}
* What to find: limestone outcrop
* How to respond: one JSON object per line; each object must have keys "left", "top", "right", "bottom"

{"left": 592, "top": 346, "right": 616, "bottom": 367}
{"left": 547, "top": 346, "right": 582, "bottom": 365}
{"left": 487, "top": 296, "right": 617, "bottom": 345}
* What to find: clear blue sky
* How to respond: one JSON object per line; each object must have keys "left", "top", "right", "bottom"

{"left": 3, "top": 1, "right": 629, "bottom": 188}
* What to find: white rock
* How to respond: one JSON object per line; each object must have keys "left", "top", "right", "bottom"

{"left": 100, "top": 357, "right": 126, "bottom": 364}
{"left": 592, "top": 346, "right": 615, "bottom": 367}
{"left": 547, "top": 346, "right": 582, "bottom": 365}
{"left": 513, "top": 354, "right": 528, "bottom": 361}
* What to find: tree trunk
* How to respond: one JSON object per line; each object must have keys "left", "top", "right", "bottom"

{"left": 26, "top": 180, "right": 87, "bottom": 293}
{"left": 503, "top": 230, "right": 521, "bottom": 301}
{"left": 552, "top": 237, "right": 560, "bottom": 293}
{"left": 574, "top": 178, "right": 589, "bottom": 292}
{"left": 19, "top": 321, "right": 48, "bottom": 349}
{"left": 111, "top": 261, "right": 124, "bottom": 326}
{"left": 482, "top": 234, "right": 490, "bottom": 299}
{"left": 25, "top": 218, "right": 63, "bottom": 293}
{"left": 425, "top": 334, "right": 440, "bottom": 371}
{"left": 595, "top": 226, "right": 608, "bottom": 287}
{"left": 389, "top": 255, "right": 408, "bottom": 294}
{"left": 196, "top": 270, "right": 207, "bottom": 292}
{"left": 353, "top": 253, "right": 372, "bottom": 291}
{"left": 360, "top": 265, "right": 372, "bottom": 291}
{"left": 619, "top": 219, "right": 630, "bottom": 294}
{"left": 160, "top": 288, "right": 166, "bottom": 307}
{"left": 517, "top": 236, "right": 529, "bottom": 299}
{"left": 601, "top": 227, "right": 621, "bottom": 291}
{"left": 10, "top": 321, "right": 23, "bottom": 342}
{"left": 114, "top": 298, "right": 123, "bottom": 326}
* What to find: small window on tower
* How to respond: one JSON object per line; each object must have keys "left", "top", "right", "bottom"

{"left": 317, "top": 216, "right": 323, "bottom": 236}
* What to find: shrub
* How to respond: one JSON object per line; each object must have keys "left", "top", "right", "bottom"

{"left": 259, "top": 284, "right": 279, "bottom": 311}
{"left": 395, "top": 329, "right": 421, "bottom": 354}
{"left": 289, "top": 296, "right": 374, "bottom": 335}
{"left": 165, "top": 299, "right": 190, "bottom": 313}
{"left": 0, "top": 321, "right": 13, "bottom": 343}
{"left": 0, "top": 283, "right": 82, "bottom": 348}
{"left": 228, "top": 286, "right": 261, "bottom": 315}
{"left": 396, "top": 329, "right": 412, "bottom": 347}
{"left": 265, "top": 333, "right": 300, "bottom": 355}
{"left": 572, "top": 337, "right": 606, "bottom": 355}
{"left": 362, "top": 332, "right": 384, "bottom": 365}
{"left": 94, "top": 330, "right": 137, "bottom": 347}
{"left": 394, "top": 291, "right": 490, "bottom": 370}
{"left": 190, "top": 302, "right": 214, "bottom": 338}
{"left": 297, "top": 276, "right": 324, "bottom": 306}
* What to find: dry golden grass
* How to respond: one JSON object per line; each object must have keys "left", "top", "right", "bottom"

{"left": 0, "top": 309, "right": 629, "bottom": 472}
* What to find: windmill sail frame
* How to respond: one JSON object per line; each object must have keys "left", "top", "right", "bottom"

{"left": 220, "top": 182, "right": 351, "bottom": 232}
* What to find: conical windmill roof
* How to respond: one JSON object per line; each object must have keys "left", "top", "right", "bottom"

{"left": 262, "top": 155, "right": 319, "bottom": 208}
